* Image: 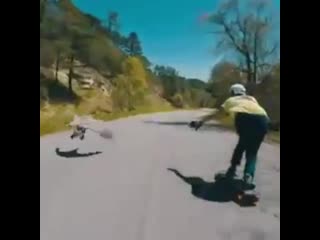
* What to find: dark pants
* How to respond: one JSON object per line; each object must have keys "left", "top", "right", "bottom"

{"left": 231, "top": 112, "right": 269, "bottom": 178}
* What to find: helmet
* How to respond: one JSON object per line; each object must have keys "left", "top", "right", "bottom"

{"left": 230, "top": 83, "right": 246, "bottom": 96}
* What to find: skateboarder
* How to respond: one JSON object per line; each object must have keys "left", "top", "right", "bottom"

{"left": 190, "top": 83, "right": 269, "bottom": 186}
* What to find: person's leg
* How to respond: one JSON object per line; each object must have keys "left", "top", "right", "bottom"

{"left": 225, "top": 137, "right": 246, "bottom": 177}
{"left": 231, "top": 137, "right": 246, "bottom": 166}
{"left": 243, "top": 116, "right": 268, "bottom": 183}
{"left": 226, "top": 114, "right": 246, "bottom": 177}
{"left": 243, "top": 134, "right": 264, "bottom": 181}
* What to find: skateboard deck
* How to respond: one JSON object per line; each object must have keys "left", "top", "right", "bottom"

{"left": 214, "top": 172, "right": 260, "bottom": 207}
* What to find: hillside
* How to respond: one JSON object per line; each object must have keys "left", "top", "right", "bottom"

{"left": 40, "top": 0, "right": 279, "bottom": 143}
{"left": 40, "top": 0, "right": 212, "bottom": 135}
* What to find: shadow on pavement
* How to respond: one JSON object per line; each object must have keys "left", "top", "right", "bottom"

{"left": 55, "top": 148, "right": 102, "bottom": 158}
{"left": 167, "top": 168, "right": 243, "bottom": 203}
{"left": 143, "top": 120, "right": 229, "bottom": 132}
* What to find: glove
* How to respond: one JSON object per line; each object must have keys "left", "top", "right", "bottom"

{"left": 189, "top": 121, "right": 203, "bottom": 131}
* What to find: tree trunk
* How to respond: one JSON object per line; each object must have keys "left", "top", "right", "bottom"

{"left": 55, "top": 53, "right": 60, "bottom": 82}
{"left": 245, "top": 54, "right": 252, "bottom": 83}
{"left": 68, "top": 55, "right": 74, "bottom": 93}
{"left": 253, "top": 31, "right": 258, "bottom": 84}
{"left": 245, "top": 53, "right": 256, "bottom": 95}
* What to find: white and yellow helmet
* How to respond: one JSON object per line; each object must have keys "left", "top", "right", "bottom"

{"left": 229, "top": 83, "right": 246, "bottom": 96}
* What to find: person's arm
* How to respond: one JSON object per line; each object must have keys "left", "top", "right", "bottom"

{"left": 199, "top": 107, "right": 223, "bottom": 123}
{"left": 190, "top": 107, "right": 226, "bottom": 130}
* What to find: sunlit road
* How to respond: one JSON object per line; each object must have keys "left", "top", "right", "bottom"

{"left": 40, "top": 110, "right": 280, "bottom": 240}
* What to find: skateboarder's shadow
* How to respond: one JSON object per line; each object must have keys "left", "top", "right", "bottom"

{"left": 55, "top": 148, "right": 102, "bottom": 158}
{"left": 167, "top": 168, "right": 241, "bottom": 203}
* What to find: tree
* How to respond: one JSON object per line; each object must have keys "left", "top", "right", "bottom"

{"left": 85, "top": 13, "right": 102, "bottom": 33}
{"left": 206, "top": 0, "right": 279, "bottom": 87}
{"left": 40, "top": 0, "right": 47, "bottom": 23}
{"left": 121, "top": 56, "right": 147, "bottom": 89}
{"left": 72, "top": 33, "right": 123, "bottom": 75}
{"left": 40, "top": 39, "right": 55, "bottom": 67}
{"left": 153, "top": 65, "right": 182, "bottom": 99}
{"left": 187, "top": 78, "right": 207, "bottom": 90}
{"left": 207, "top": 61, "right": 242, "bottom": 106}
{"left": 53, "top": 40, "right": 71, "bottom": 82}
{"left": 107, "top": 11, "right": 119, "bottom": 32}
{"left": 125, "top": 32, "right": 143, "bottom": 56}
{"left": 255, "top": 63, "right": 280, "bottom": 122}
{"left": 68, "top": 54, "right": 75, "bottom": 93}
{"left": 171, "top": 93, "right": 184, "bottom": 108}
{"left": 112, "top": 57, "right": 148, "bottom": 110}
{"left": 138, "top": 55, "right": 151, "bottom": 69}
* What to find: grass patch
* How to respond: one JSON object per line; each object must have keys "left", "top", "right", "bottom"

{"left": 40, "top": 94, "right": 175, "bottom": 136}
{"left": 40, "top": 104, "right": 75, "bottom": 135}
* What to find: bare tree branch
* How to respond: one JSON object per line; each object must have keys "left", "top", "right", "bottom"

{"left": 222, "top": 21, "right": 247, "bottom": 56}
{"left": 207, "top": 0, "right": 278, "bottom": 84}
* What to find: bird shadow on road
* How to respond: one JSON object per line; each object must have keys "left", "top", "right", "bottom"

{"left": 167, "top": 168, "right": 243, "bottom": 203}
{"left": 55, "top": 148, "right": 102, "bottom": 158}
{"left": 143, "top": 120, "right": 229, "bottom": 132}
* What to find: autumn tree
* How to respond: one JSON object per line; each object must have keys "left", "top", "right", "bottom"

{"left": 207, "top": 61, "right": 242, "bottom": 102}
{"left": 112, "top": 57, "right": 148, "bottom": 110}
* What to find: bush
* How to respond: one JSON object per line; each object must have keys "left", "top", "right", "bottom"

{"left": 111, "top": 57, "right": 149, "bottom": 111}
{"left": 171, "top": 93, "right": 184, "bottom": 108}
{"left": 111, "top": 74, "right": 131, "bottom": 110}
{"left": 121, "top": 56, "right": 148, "bottom": 89}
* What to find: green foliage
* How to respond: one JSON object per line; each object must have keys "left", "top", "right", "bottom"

{"left": 171, "top": 93, "right": 184, "bottom": 108}
{"left": 112, "top": 57, "right": 148, "bottom": 111}
{"left": 187, "top": 79, "right": 207, "bottom": 90}
{"left": 40, "top": 0, "right": 125, "bottom": 76}
{"left": 77, "top": 36, "right": 123, "bottom": 73}
{"left": 153, "top": 64, "right": 216, "bottom": 108}
{"left": 154, "top": 65, "right": 180, "bottom": 99}
{"left": 138, "top": 55, "right": 152, "bottom": 69}
{"left": 184, "top": 88, "right": 216, "bottom": 108}
{"left": 125, "top": 32, "right": 143, "bottom": 56}
{"left": 107, "top": 11, "right": 120, "bottom": 32}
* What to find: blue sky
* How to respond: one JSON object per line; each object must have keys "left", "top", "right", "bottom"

{"left": 73, "top": 0, "right": 280, "bottom": 81}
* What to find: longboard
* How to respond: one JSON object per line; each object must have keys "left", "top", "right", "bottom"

{"left": 214, "top": 172, "right": 260, "bottom": 207}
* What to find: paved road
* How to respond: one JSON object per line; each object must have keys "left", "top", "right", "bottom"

{"left": 40, "top": 110, "right": 280, "bottom": 240}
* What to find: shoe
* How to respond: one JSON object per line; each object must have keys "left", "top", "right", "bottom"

{"left": 225, "top": 166, "right": 237, "bottom": 179}
{"left": 243, "top": 174, "right": 255, "bottom": 190}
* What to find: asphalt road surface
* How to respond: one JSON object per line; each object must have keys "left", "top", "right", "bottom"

{"left": 40, "top": 110, "right": 280, "bottom": 240}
